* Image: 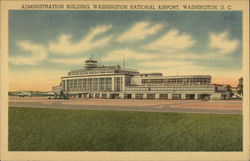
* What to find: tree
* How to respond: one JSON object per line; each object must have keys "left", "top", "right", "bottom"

{"left": 225, "top": 85, "right": 233, "bottom": 98}
{"left": 225, "top": 85, "right": 232, "bottom": 93}
{"left": 237, "top": 77, "right": 243, "bottom": 97}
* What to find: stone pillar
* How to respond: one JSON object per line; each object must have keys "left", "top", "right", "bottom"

{"left": 168, "top": 94, "right": 172, "bottom": 100}
{"left": 132, "top": 93, "right": 136, "bottom": 99}
{"left": 143, "top": 93, "right": 147, "bottom": 99}
{"left": 97, "top": 78, "right": 100, "bottom": 91}
{"left": 119, "top": 93, "right": 124, "bottom": 99}
{"left": 195, "top": 94, "right": 198, "bottom": 100}
{"left": 155, "top": 93, "right": 160, "bottom": 99}
{"left": 181, "top": 94, "right": 186, "bottom": 100}
{"left": 104, "top": 78, "right": 106, "bottom": 91}
{"left": 112, "top": 77, "right": 115, "bottom": 92}
{"left": 122, "top": 76, "right": 125, "bottom": 91}
{"left": 107, "top": 93, "right": 110, "bottom": 99}
{"left": 65, "top": 79, "right": 67, "bottom": 92}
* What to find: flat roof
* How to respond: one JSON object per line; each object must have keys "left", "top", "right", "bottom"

{"left": 134, "top": 75, "right": 211, "bottom": 79}
{"left": 69, "top": 66, "right": 139, "bottom": 73}
{"left": 166, "top": 75, "right": 211, "bottom": 78}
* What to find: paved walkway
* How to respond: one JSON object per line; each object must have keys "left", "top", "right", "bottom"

{"left": 9, "top": 96, "right": 242, "bottom": 114}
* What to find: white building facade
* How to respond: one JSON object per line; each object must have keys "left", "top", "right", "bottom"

{"left": 55, "top": 58, "right": 226, "bottom": 100}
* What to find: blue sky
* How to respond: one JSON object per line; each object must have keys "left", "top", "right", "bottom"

{"left": 9, "top": 10, "right": 242, "bottom": 90}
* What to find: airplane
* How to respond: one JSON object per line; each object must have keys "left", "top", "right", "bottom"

{"left": 17, "top": 91, "right": 69, "bottom": 99}
{"left": 17, "top": 92, "right": 32, "bottom": 97}
{"left": 34, "top": 91, "right": 68, "bottom": 99}
{"left": 37, "top": 92, "right": 56, "bottom": 99}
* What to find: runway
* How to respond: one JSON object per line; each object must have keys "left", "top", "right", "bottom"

{"left": 9, "top": 96, "right": 243, "bottom": 114}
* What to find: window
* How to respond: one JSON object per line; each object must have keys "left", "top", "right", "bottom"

{"left": 106, "top": 78, "right": 112, "bottom": 91}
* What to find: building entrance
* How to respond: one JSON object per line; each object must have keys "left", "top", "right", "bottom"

{"left": 110, "top": 94, "right": 119, "bottom": 99}
{"left": 186, "top": 94, "right": 195, "bottom": 100}
{"left": 147, "top": 94, "right": 155, "bottom": 99}
{"left": 159, "top": 94, "right": 168, "bottom": 99}
{"left": 82, "top": 93, "right": 88, "bottom": 98}
{"left": 199, "top": 94, "right": 210, "bottom": 100}
{"left": 172, "top": 94, "right": 181, "bottom": 100}
{"left": 101, "top": 94, "right": 107, "bottom": 99}
{"left": 124, "top": 94, "right": 132, "bottom": 99}
{"left": 135, "top": 94, "right": 143, "bottom": 99}
{"left": 95, "top": 93, "right": 100, "bottom": 98}
{"left": 89, "top": 94, "right": 94, "bottom": 98}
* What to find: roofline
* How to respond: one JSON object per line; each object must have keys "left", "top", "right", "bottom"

{"left": 166, "top": 75, "right": 211, "bottom": 77}
{"left": 61, "top": 73, "right": 129, "bottom": 79}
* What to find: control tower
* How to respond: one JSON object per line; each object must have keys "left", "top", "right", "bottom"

{"left": 84, "top": 58, "right": 98, "bottom": 69}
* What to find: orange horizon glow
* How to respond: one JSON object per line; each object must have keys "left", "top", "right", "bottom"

{"left": 9, "top": 81, "right": 59, "bottom": 92}
{"left": 9, "top": 70, "right": 65, "bottom": 92}
{"left": 212, "top": 79, "right": 238, "bottom": 87}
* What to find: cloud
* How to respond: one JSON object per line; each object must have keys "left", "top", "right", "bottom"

{"left": 169, "top": 52, "right": 227, "bottom": 61}
{"left": 117, "top": 21, "right": 163, "bottom": 42}
{"left": 137, "top": 60, "right": 194, "bottom": 68}
{"left": 137, "top": 59, "right": 214, "bottom": 75}
{"left": 9, "top": 40, "right": 47, "bottom": 65}
{"left": 49, "top": 57, "right": 87, "bottom": 65}
{"left": 102, "top": 49, "right": 156, "bottom": 62}
{"left": 49, "top": 25, "right": 113, "bottom": 55}
{"left": 209, "top": 31, "right": 239, "bottom": 54}
{"left": 145, "top": 29, "right": 196, "bottom": 52}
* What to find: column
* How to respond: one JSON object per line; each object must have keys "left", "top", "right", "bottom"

{"left": 155, "top": 93, "right": 160, "bottom": 99}
{"left": 119, "top": 93, "right": 125, "bottom": 99}
{"left": 65, "top": 79, "right": 68, "bottom": 92}
{"left": 195, "top": 94, "right": 198, "bottom": 100}
{"left": 143, "top": 93, "right": 147, "bottom": 99}
{"left": 168, "top": 94, "right": 172, "bottom": 99}
{"left": 132, "top": 93, "right": 136, "bottom": 99}
{"left": 97, "top": 78, "right": 100, "bottom": 91}
{"left": 86, "top": 79, "right": 89, "bottom": 91}
{"left": 181, "top": 94, "right": 186, "bottom": 100}
{"left": 112, "top": 77, "right": 115, "bottom": 92}
{"left": 104, "top": 78, "right": 106, "bottom": 91}
{"left": 91, "top": 78, "right": 94, "bottom": 91}
{"left": 120, "top": 77, "right": 123, "bottom": 91}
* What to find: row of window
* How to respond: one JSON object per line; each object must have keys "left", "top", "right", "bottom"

{"left": 68, "top": 70, "right": 115, "bottom": 76}
{"left": 141, "top": 78, "right": 211, "bottom": 85}
{"left": 114, "top": 70, "right": 139, "bottom": 75}
{"left": 68, "top": 69, "right": 139, "bottom": 76}
{"left": 125, "top": 86, "right": 214, "bottom": 92}
{"left": 63, "top": 77, "right": 123, "bottom": 92}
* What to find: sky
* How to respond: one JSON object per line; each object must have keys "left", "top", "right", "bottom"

{"left": 9, "top": 10, "right": 242, "bottom": 91}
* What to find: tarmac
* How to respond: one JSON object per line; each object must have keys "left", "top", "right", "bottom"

{"left": 8, "top": 96, "right": 243, "bottom": 114}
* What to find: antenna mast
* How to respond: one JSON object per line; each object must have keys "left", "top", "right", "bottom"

{"left": 123, "top": 53, "right": 125, "bottom": 68}
{"left": 98, "top": 53, "right": 101, "bottom": 67}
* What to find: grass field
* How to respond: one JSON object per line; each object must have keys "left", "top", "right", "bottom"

{"left": 9, "top": 107, "right": 242, "bottom": 151}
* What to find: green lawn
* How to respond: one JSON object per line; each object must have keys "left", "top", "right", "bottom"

{"left": 9, "top": 107, "right": 242, "bottom": 151}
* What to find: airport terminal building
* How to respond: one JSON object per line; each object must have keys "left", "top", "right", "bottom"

{"left": 54, "top": 58, "right": 227, "bottom": 100}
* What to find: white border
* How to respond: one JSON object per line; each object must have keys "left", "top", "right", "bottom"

{"left": 0, "top": 1, "right": 249, "bottom": 161}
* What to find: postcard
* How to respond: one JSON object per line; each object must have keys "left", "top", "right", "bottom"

{"left": 0, "top": 0, "right": 249, "bottom": 161}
